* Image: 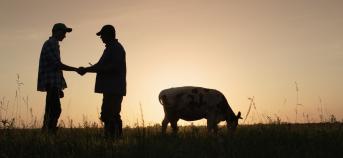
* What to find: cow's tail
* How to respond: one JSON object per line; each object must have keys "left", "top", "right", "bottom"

{"left": 158, "top": 92, "right": 167, "bottom": 106}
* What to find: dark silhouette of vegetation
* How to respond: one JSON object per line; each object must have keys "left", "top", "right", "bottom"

{"left": 1, "top": 123, "right": 342, "bottom": 158}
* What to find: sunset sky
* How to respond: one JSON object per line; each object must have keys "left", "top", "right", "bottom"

{"left": 0, "top": 0, "right": 342, "bottom": 127}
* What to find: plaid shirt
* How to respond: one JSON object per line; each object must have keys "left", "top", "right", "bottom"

{"left": 37, "top": 37, "right": 67, "bottom": 91}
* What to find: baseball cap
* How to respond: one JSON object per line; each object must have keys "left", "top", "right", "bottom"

{"left": 96, "top": 25, "right": 115, "bottom": 36}
{"left": 52, "top": 23, "right": 72, "bottom": 33}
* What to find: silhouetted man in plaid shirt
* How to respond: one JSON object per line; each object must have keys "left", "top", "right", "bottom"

{"left": 37, "top": 23, "right": 78, "bottom": 134}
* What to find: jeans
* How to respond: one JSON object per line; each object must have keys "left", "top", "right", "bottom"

{"left": 100, "top": 93, "right": 123, "bottom": 138}
{"left": 42, "top": 87, "right": 61, "bottom": 133}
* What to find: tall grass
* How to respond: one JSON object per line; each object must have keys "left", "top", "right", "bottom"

{"left": 0, "top": 123, "right": 342, "bottom": 158}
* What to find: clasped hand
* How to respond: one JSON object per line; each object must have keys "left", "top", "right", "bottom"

{"left": 76, "top": 67, "right": 86, "bottom": 76}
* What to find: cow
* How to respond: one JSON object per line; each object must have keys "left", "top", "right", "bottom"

{"left": 159, "top": 86, "right": 242, "bottom": 134}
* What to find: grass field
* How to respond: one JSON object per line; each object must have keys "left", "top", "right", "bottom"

{"left": 1, "top": 123, "right": 342, "bottom": 158}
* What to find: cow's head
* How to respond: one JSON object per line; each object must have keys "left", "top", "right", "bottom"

{"left": 227, "top": 111, "right": 243, "bottom": 131}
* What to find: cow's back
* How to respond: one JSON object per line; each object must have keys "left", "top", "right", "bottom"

{"left": 159, "top": 86, "right": 223, "bottom": 110}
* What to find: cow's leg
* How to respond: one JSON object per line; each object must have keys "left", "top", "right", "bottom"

{"left": 207, "top": 118, "right": 215, "bottom": 133}
{"left": 170, "top": 119, "right": 179, "bottom": 133}
{"left": 161, "top": 117, "right": 169, "bottom": 134}
{"left": 226, "top": 120, "right": 231, "bottom": 131}
{"left": 213, "top": 120, "right": 220, "bottom": 133}
{"left": 206, "top": 114, "right": 217, "bottom": 133}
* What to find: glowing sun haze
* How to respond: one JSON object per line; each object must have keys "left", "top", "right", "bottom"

{"left": 0, "top": 0, "right": 342, "bottom": 126}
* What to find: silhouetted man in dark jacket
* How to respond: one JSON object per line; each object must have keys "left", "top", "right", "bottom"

{"left": 79, "top": 25, "right": 126, "bottom": 138}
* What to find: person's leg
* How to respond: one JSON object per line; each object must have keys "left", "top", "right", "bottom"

{"left": 42, "top": 88, "right": 61, "bottom": 134}
{"left": 42, "top": 91, "right": 52, "bottom": 131}
{"left": 100, "top": 93, "right": 123, "bottom": 138}
{"left": 101, "top": 93, "right": 113, "bottom": 137}
{"left": 50, "top": 89, "right": 61, "bottom": 133}
{"left": 112, "top": 95, "right": 123, "bottom": 137}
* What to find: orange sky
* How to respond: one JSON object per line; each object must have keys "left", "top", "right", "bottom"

{"left": 0, "top": 0, "right": 342, "bottom": 127}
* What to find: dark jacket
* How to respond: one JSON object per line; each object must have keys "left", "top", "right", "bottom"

{"left": 94, "top": 39, "right": 126, "bottom": 95}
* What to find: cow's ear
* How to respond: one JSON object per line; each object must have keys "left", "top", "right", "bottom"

{"left": 237, "top": 111, "right": 243, "bottom": 119}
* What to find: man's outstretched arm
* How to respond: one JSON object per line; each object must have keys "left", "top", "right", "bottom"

{"left": 60, "top": 63, "right": 78, "bottom": 71}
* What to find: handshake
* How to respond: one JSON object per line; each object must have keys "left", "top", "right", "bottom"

{"left": 76, "top": 67, "right": 87, "bottom": 76}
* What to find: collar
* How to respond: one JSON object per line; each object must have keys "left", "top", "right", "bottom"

{"left": 48, "top": 37, "right": 60, "bottom": 46}
{"left": 105, "top": 39, "right": 118, "bottom": 48}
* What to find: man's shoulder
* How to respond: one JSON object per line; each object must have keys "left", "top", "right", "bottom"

{"left": 42, "top": 38, "right": 52, "bottom": 47}
{"left": 107, "top": 41, "right": 125, "bottom": 52}
{"left": 43, "top": 37, "right": 58, "bottom": 46}
{"left": 114, "top": 41, "right": 125, "bottom": 53}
